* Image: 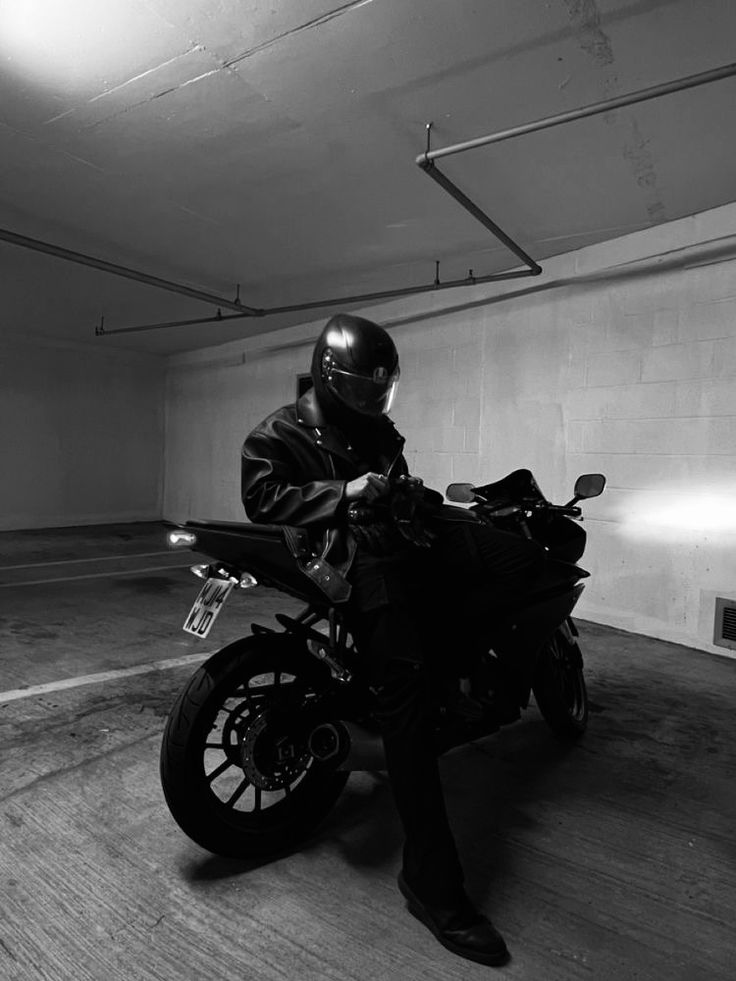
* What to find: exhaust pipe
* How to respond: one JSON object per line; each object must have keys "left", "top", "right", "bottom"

{"left": 308, "top": 721, "right": 386, "bottom": 771}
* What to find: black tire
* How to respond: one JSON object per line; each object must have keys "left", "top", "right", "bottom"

{"left": 160, "top": 632, "right": 349, "bottom": 858}
{"left": 532, "top": 626, "right": 588, "bottom": 737}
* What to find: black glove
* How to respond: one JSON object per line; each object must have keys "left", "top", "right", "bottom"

{"left": 389, "top": 475, "right": 438, "bottom": 548}
{"left": 346, "top": 500, "right": 398, "bottom": 555}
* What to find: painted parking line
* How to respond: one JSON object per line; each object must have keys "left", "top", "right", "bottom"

{"left": 0, "top": 551, "right": 174, "bottom": 571}
{"left": 0, "top": 563, "right": 193, "bottom": 588}
{"left": 0, "top": 651, "right": 215, "bottom": 705}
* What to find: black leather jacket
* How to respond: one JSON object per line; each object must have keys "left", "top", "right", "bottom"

{"left": 241, "top": 388, "right": 409, "bottom": 589}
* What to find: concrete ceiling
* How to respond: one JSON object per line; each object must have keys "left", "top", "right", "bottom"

{"left": 1, "top": 0, "right": 735, "bottom": 355}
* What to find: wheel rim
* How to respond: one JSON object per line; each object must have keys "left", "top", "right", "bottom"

{"left": 200, "top": 665, "right": 321, "bottom": 821}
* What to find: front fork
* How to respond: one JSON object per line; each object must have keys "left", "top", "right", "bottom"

{"left": 549, "top": 615, "right": 584, "bottom": 673}
{"left": 558, "top": 616, "right": 579, "bottom": 645}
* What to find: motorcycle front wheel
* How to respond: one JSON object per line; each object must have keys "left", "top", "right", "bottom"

{"left": 160, "top": 633, "right": 349, "bottom": 858}
{"left": 532, "top": 626, "right": 588, "bottom": 737}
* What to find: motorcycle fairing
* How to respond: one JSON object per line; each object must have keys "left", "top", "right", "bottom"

{"left": 473, "top": 468, "right": 547, "bottom": 507}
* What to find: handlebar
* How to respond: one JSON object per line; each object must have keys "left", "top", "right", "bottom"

{"left": 476, "top": 499, "right": 582, "bottom": 520}
{"left": 543, "top": 503, "right": 582, "bottom": 518}
{"left": 447, "top": 472, "right": 605, "bottom": 516}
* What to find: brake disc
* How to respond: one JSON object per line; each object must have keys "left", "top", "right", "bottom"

{"left": 239, "top": 709, "right": 311, "bottom": 791}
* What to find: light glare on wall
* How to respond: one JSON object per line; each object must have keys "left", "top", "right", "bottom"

{"left": 619, "top": 485, "right": 736, "bottom": 541}
{"left": 0, "top": 0, "right": 129, "bottom": 90}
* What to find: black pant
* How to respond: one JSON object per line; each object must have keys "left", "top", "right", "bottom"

{"left": 344, "top": 522, "right": 546, "bottom": 907}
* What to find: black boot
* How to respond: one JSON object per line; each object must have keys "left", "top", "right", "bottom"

{"left": 398, "top": 873, "right": 510, "bottom": 967}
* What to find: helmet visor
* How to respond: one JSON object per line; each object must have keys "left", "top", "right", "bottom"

{"left": 328, "top": 365, "right": 400, "bottom": 416}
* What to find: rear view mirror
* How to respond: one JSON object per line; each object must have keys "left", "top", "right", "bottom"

{"left": 574, "top": 473, "right": 606, "bottom": 499}
{"left": 445, "top": 483, "right": 476, "bottom": 504}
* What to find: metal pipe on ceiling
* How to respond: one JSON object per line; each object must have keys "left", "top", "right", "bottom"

{"left": 413, "top": 61, "right": 736, "bottom": 297}
{"left": 2, "top": 222, "right": 535, "bottom": 337}
{"left": 0, "top": 227, "right": 262, "bottom": 315}
{"left": 416, "top": 158, "right": 542, "bottom": 274}
{"left": 96, "top": 267, "right": 537, "bottom": 335}
{"left": 167, "top": 234, "right": 736, "bottom": 373}
{"left": 418, "top": 62, "right": 736, "bottom": 163}
{"left": 14, "top": 64, "right": 736, "bottom": 340}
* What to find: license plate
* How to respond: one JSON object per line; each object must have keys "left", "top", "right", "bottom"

{"left": 183, "top": 578, "right": 234, "bottom": 638}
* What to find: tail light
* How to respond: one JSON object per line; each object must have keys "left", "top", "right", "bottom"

{"left": 189, "top": 563, "right": 258, "bottom": 589}
{"left": 167, "top": 529, "right": 198, "bottom": 549}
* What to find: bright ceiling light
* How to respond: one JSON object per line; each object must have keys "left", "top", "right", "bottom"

{"left": 0, "top": 0, "right": 136, "bottom": 91}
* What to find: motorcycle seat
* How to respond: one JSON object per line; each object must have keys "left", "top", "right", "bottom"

{"left": 178, "top": 519, "right": 331, "bottom": 605}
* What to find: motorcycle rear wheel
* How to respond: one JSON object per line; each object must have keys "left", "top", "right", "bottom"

{"left": 532, "top": 626, "right": 588, "bottom": 737}
{"left": 160, "top": 633, "right": 349, "bottom": 859}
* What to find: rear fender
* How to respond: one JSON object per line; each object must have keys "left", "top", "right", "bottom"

{"left": 198, "top": 630, "right": 332, "bottom": 690}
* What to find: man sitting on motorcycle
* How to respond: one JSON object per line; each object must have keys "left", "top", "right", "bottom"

{"left": 241, "top": 312, "right": 545, "bottom": 967}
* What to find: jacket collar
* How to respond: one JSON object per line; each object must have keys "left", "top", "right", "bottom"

{"left": 296, "top": 387, "right": 329, "bottom": 428}
{"left": 295, "top": 388, "right": 405, "bottom": 467}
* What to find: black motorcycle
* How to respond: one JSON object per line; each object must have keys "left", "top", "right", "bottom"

{"left": 160, "top": 469, "right": 605, "bottom": 858}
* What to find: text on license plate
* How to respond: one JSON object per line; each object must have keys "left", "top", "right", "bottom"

{"left": 183, "top": 578, "right": 234, "bottom": 638}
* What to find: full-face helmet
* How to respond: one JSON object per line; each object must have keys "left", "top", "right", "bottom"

{"left": 310, "top": 313, "right": 399, "bottom": 417}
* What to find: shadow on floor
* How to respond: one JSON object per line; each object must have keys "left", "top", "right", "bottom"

{"left": 180, "top": 713, "right": 579, "bottom": 897}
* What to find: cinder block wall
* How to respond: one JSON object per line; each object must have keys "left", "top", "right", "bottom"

{"left": 0, "top": 337, "right": 165, "bottom": 529}
{"left": 164, "top": 203, "right": 736, "bottom": 658}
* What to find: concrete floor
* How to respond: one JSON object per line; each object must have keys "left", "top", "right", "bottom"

{"left": 1, "top": 522, "right": 734, "bottom": 981}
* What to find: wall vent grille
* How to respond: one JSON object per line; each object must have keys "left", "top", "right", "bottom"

{"left": 714, "top": 598, "right": 736, "bottom": 651}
